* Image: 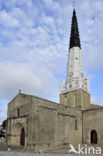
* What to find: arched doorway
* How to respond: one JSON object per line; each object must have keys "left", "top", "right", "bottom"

{"left": 20, "top": 128, "right": 25, "bottom": 146}
{"left": 13, "top": 122, "right": 25, "bottom": 146}
{"left": 91, "top": 130, "right": 97, "bottom": 144}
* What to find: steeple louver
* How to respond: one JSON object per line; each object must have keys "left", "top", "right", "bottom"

{"left": 69, "top": 9, "right": 81, "bottom": 49}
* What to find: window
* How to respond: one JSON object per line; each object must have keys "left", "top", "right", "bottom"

{"left": 18, "top": 108, "right": 20, "bottom": 116}
{"left": 75, "top": 119, "right": 77, "bottom": 130}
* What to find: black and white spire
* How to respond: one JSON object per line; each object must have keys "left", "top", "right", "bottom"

{"left": 60, "top": 9, "right": 89, "bottom": 93}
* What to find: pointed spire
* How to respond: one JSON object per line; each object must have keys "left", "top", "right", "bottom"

{"left": 69, "top": 9, "right": 81, "bottom": 49}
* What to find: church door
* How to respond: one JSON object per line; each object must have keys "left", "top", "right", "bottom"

{"left": 20, "top": 128, "right": 25, "bottom": 146}
{"left": 91, "top": 130, "right": 97, "bottom": 144}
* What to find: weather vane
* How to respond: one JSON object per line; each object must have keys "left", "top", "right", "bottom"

{"left": 73, "top": 1, "right": 75, "bottom": 9}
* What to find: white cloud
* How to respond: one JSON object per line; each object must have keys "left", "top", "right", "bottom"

{"left": 0, "top": 61, "right": 59, "bottom": 100}
{"left": 0, "top": 10, "right": 19, "bottom": 27}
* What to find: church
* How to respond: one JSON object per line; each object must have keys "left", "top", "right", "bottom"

{"left": 6, "top": 9, "right": 103, "bottom": 151}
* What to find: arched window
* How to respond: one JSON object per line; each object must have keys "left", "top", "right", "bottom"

{"left": 91, "top": 130, "right": 97, "bottom": 144}
{"left": 75, "top": 119, "right": 77, "bottom": 130}
{"left": 18, "top": 108, "right": 20, "bottom": 116}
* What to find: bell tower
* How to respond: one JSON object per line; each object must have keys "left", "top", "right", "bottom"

{"left": 60, "top": 9, "right": 90, "bottom": 110}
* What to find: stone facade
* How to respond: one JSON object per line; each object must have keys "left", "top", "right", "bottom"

{"left": 6, "top": 91, "right": 103, "bottom": 150}
{"left": 7, "top": 91, "right": 103, "bottom": 150}
{"left": 7, "top": 93, "right": 83, "bottom": 150}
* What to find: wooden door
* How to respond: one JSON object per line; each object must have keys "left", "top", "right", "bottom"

{"left": 91, "top": 130, "right": 97, "bottom": 144}
{"left": 20, "top": 128, "right": 25, "bottom": 146}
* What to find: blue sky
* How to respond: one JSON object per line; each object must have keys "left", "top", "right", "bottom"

{"left": 0, "top": 0, "right": 103, "bottom": 124}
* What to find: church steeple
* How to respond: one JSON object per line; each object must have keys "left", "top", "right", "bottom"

{"left": 69, "top": 9, "right": 81, "bottom": 49}
{"left": 62, "top": 9, "right": 89, "bottom": 93}
{"left": 60, "top": 8, "right": 90, "bottom": 110}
